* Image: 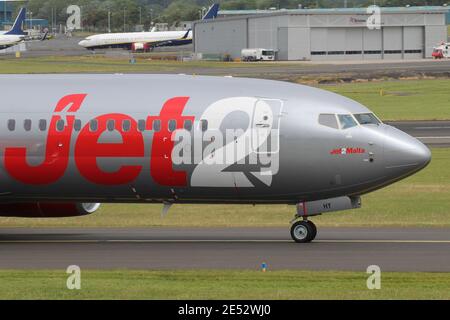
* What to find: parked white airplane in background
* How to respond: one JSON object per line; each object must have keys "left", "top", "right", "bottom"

{"left": 79, "top": 4, "right": 219, "bottom": 52}
{"left": 0, "top": 7, "right": 26, "bottom": 49}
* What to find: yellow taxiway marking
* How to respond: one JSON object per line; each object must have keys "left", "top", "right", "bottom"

{"left": 1, "top": 239, "right": 450, "bottom": 244}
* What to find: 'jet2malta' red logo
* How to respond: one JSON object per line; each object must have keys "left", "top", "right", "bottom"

{"left": 330, "top": 147, "right": 366, "bottom": 155}
{"left": 4, "top": 94, "right": 194, "bottom": 186}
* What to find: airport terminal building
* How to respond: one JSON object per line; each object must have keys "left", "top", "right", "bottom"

{"left": 193, "top": 6, "right": 449, "bottom": 61}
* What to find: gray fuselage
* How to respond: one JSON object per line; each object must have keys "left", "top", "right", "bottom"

{"left": 0, "top": 74, "right": 431, "bottom": 204}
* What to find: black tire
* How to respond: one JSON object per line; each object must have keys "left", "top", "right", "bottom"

{"left": 307, "top": 220, "right": 317, "bottom": 240}
{"left": 290, "top": 221, "right": 315, "bottom": 243}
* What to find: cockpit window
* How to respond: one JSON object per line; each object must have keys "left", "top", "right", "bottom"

{"left": 353, "top": 113, "right": 381, "bottom": 125}
{"left": 338, "top": 114, "right": 358, "bottom": 129}
{"left": 318, "top": 114, "right": 339, "bottom": 129}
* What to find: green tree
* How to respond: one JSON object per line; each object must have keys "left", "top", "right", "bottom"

{"left": 157, "top": 0, "right": 201, "bottom": 26}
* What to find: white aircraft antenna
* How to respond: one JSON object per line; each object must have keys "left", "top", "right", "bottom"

{"left": 161, "top": 201, "right": 173, "bottom": 218}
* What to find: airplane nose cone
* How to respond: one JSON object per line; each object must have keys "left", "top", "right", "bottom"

{"left": 78, "top": 40, "right": 87, "bottom": 47}
{"left": 384, "top": 126, "right": 431, "bottom": 174}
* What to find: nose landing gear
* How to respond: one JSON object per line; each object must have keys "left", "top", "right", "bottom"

{"left": 290, "top": 220, "right": 317, "bottom": 243}
{"left": 290, "top": 202, "right": 318, "bottom": 243}
{"left": 288, "top": 197, "right": 361, "bottom": 243}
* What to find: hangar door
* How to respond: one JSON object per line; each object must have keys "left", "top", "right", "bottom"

{"left": 326, "top": 28, "right": 347, "bottom": 60}
{"left": 363, "top": 28, "right": 382, "bottom": 60}
{"left": 310, "top": 27, "right": 423, "bottom": 60}
{"left": 277, "top": 27, "right": 311, "bottom": 60}
{"left": 345, "top": 28, "right": 363, "bottom": 60}
{"left": 311, "top": 27, "right": 357, "bottom": 60}
{"left": 277, "top": 27, "right": 289, "bottom": 60}
{"left": 383, "top": 27, "right": 403, "bottom": 59}
{"left": 310, "top": 28, "right": 327, "bottom": 60}
{"left": 403, "top": 26, "right": 424, "bottom": 59}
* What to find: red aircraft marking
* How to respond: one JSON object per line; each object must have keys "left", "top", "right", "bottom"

{"left": 4, "top": 94, "right": 87, "bottom": 185}
{"left": 147, "top": 97, "right": 194, "bottom": 187}
{"left": 4, "top": 94, "right": 195, "bottom": 187}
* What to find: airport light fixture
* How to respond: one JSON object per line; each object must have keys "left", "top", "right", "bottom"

{"left": 150, "top": 8, "right": 153, "bottom": 27}
{"left": 139, "top": 6, "right": 142, "bottom": 26}
{"left": 26, "top": 10, "right": 32, "bottom": 30}
{"left": 107, "top": 10, "right": 110, "bottom": 33}
{"left": 199, "top": 7, "right": 207, "bottom": 20}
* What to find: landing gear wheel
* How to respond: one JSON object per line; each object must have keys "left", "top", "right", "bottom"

{"left": 307, "top": 220, "right": 317, "bottom": 240}
{"left": 290, "top": 220, "right": 316, "bottom": 243}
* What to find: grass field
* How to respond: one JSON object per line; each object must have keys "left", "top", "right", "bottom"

{"left": 0, "top": 55, "right": 282, "bottom": 73}
{"left": 0, "top": 148, "right": 448, "bottom": 228}
{"left": 322, "top": 79, "right": 450, "bottom": 120}
{"left": 1, "top": 270, "right": 449, "bottom": 299}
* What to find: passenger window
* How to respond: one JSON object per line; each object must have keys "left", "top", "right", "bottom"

{"left": 353, "top": 113, "right": 381, "bottom": 125}
{"left": 138, "top": 119, "right": 146, "bottom": 132}
{"left": 39, "top": 119, "right": 47, "bottom": 131}
{"left": 107, "top": 120, "right": 115, "bottom": 132}
{"left": 74, "top": 119, "right": 82, "bottom": 131}
{"left": 56, "top": 119, "right": 65, "bottom": 132}
{"left": 184, "top": 119, "right": 193, "bottom": 131}
{"left": 153, "top": 119, "right": 161, "bottom": 132}
{"left": 7, "top": 119, "right": 15, "bottom": 131}
{"left": 338, "top": 114, "right": 357, "bottom": 130}
{"left": 168, "top": 120, "right": 176, "bottom": 132}
{"left": 90, "top": 119, "right": 98, "bottom": 132}
{"left": 122, "top": 120, "right": 131, "bottom": 132}
{"left": 24, "top": 119, "right": 32, "bottom": 131}
{"left": 318, "top": 114, "right": 339, "bottom": 129}
{"left": 200, "top": 119, "right": 208, "bottom": 132}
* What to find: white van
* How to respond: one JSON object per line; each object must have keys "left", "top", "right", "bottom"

{"left": 241, "top": 48, "right": 276, "bottom": 61}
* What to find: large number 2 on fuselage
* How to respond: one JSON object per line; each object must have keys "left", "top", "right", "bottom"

{"left": 190, "top": 97, "right": 275, "bottom": 188}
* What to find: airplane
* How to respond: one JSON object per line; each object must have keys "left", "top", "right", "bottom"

{"left": 78, "top": 4, "right": 219, "bottom": 52}
{"left": 0, "top": 74, "right": 431, "bottom": 243}
{"left": 0, "top": 7, "right": 27, "bottom": 50}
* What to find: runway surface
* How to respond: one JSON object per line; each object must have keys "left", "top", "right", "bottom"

{"left": 388, "top": 120, "right": 450, "bottom": 147}
{"left": 1, "top": 227, "right": 450, "bottom": 271}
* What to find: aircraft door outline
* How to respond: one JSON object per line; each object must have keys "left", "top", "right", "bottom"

{"left": 251, "top": 98, "right": 283, "bottom": 155}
